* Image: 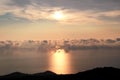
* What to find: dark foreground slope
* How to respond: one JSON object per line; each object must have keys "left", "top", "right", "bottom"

{"left": 0, "top": 67, "right": 120, "bottom": 80}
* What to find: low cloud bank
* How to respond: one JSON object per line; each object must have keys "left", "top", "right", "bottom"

{"left": 0, "top": 38, "right": 120, "bottom": 55}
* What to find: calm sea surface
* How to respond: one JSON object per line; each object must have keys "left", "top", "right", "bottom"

{"left": 0, "top": 49, "right": 120, "bottom": 75}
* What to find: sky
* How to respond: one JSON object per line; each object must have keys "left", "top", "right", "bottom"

{"left": 0, "top": 0, "right": 120, "bottom": 40}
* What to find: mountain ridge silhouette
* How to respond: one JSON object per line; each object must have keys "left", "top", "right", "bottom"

{"left": 0, "top": 67, "right": 120, "bottom": 80}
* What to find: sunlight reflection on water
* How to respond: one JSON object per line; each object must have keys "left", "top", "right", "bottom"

{"left": 49, "top": 49, "right": 71, "bottom": 74}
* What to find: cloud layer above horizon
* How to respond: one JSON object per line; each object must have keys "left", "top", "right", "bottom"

{"left": 0, "top": 0, "right": 120, "bottom": 24}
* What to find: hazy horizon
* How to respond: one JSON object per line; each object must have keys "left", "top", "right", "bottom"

{"left": 0, "top": 39, "right": 120, "bottom": 75}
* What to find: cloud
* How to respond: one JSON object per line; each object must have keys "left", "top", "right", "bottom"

{"left": 8, "top": 0, "right": 31, "bottom": 7}
{"left": 98, "top": 10, "right": 120, "bottom": 17}
{"left": 0, "top": 1, "right": 65, "bottom": 21}
{"left": 0, "top": 0, "right": 120, "bottom": 24}
{"left": 0, "top": 39, "right": 120, "bottom": 55}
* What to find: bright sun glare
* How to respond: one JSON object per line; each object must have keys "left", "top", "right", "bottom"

{"left": 50, "top": 49, "right": 69, "bottom": 74}
{"left": 54, "top": 49, "right": 66, "bottom": 62}
{"left": 53, "top": 11, "right": 64, "bottom": 20}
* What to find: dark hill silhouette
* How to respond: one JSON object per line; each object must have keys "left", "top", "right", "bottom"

{"left": 33, "top": 70, "right": 57, "bottom": 76}
{"left": 0, "top": 67, "right": 120, "bottom": 80}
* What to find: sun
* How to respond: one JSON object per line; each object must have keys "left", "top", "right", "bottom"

{"left": 53, "top": 11, "right": 64, "bottom": 20}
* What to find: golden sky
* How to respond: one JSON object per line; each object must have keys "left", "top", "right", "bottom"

{"left": 0, "top": 0, "right": 120, "bottom": 40}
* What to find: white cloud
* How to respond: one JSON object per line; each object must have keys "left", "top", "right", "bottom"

{"left": 98, "top": 10, "right": 120, "bottom": 17}
{"left": 0, "top": 0, "right": 120, "bottom": 24}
